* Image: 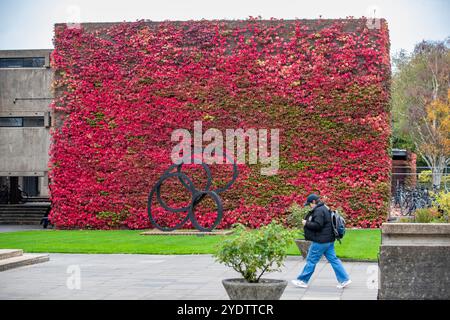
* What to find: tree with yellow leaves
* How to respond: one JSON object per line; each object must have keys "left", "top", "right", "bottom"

{"left": 393, "top": 39, "right": 450, "bottom": 188}
{"left": 418, "top": 93, "right": 450, "bottom": 187}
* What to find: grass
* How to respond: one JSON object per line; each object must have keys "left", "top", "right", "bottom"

{"left": 0, "top": 228, "right": 381, "bottom": 261}
{"left": 329, "top": 229, "right": 381, "bottom": 261}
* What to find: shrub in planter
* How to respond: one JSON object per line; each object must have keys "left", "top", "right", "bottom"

{"left": 286, "top": 202, "right": 311, "bottom": 258}
{"left": 213, "top": 222, "right": 294, "bottom": 300}
{"left": 286, "top": 202, "right": 310, "bottom": 230}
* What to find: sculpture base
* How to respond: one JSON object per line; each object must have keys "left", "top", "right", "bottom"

{"left": 140, "top": 229, "right": 234, "bottom": 236}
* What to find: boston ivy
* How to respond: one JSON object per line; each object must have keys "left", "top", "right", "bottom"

{"left": 49, "top": 18, "right": 391, "bottom": 229}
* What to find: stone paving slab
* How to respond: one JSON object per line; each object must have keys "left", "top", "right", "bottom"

{"left": 0, "top": 254, "right": 378, "bottom": 300}
{"left": 0, "top": 225, "right": 47, "bottom": 233}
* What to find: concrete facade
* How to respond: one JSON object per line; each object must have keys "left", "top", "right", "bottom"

{"left": 378, "top": 223, "right": 450, "bottom": 300}
{"left": 0, "top": 50, "right": 53, "bottom": 197}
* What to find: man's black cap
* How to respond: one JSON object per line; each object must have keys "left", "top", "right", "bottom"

{"left": 304, "top": 194, "right": 320, "bottom": 206}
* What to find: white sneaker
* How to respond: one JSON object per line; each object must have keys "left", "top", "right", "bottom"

{"left": 291, "top": 280, "right": 308, "bottom": 288}
{"left": 337, "top": 279, "right": 352, "bottom": 289}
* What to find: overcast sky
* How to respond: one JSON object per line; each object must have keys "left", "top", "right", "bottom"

{"left": 0, "top": 0, "right": 449, "bottom": 56}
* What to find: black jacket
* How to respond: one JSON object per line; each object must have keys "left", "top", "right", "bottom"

{"left": 303, "top": 202, "right": 335, "bottom": 243}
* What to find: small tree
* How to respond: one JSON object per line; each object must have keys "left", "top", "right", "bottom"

{"left": 213, "top": 222, "right": 294, "bottom": 283}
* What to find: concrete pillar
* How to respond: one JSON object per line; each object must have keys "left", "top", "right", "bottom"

{"left": 39, "top": 172, "right": 49, "bottom": 196}
{"left": 379, "top": 223, "right": 450, "bottom": 299}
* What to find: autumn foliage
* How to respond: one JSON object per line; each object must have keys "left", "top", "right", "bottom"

{"left": 49, "top": 19, "right": 391, "bottom": 229}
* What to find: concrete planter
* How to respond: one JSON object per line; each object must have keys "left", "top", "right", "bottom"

{"left": 222, "top": 278, "right": 288, "bottom": 300}
{"left": 294, "top": 239, "right": 311, "bottom": 259}
{"left": 378, "top": 223, "right": 450, "bottom": 300}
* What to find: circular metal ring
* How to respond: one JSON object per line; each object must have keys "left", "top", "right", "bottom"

{"left": 148, "top": 150, "right": 239, "bottom": 232}
{"left": 147, "top": 172, "right": 194, "bottom": 231}
{"left": 176, "top": 162, "right": 212, "bottom": 193}
{"left": 156, "top": 162, "right": 212, "bottom": 212}
{"left": 188, "top": 190, "right": 223, "bottom": 232}
{"left": 212, "top": 149, "right": 238, "bottom": 194}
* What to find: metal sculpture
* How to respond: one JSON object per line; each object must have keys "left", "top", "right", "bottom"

{"left": 147, "top": 152, "right": 238, "bottom": 232}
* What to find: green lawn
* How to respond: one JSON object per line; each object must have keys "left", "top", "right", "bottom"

{"left": 0, "top": 228, "right": 380, "bottom": 261}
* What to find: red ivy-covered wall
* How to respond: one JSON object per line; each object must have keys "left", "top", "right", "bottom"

{"left": 49, "top": 18, "right": 391, "bottom": 229}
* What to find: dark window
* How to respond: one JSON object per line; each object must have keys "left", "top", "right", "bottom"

{"left": 23, "top": 117, "right": 45, "bottom": 127}
{"left": 0, "top": 117, "right": 44, "bottom": 127}
{"left": 0, "top": 117, "right": 23, "bottom": 127}
{"left": 0, "top": 57, "right": 45, "bottom": 68}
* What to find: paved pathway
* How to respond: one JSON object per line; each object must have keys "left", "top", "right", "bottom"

{"left": 0, "top": 225, "right": 47, "bottom": 233}
{"left": 0, "top": 254, "right": 378, "bottom": 300}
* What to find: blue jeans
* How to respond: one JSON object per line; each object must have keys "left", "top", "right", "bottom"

{"left": 297, "top": 241, "right": 349, "bottom": 284}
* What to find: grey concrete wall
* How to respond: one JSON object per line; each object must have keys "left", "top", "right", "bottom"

{"left": 0, "top": 50, "right": 53, "bottom": 195}
{"left": 0, "top": 68, "right": 53, "bottom": 112}
{"left": 379, "top": 245, "right": 450, "bottom": 299}
{"left": 378, "top": 223, "right": 450, "bottom": 300}
{"left": 0, "top": 128, "right": 50, "bottom": 174}
{"left": 0, "top": 50, "right": 53, "bottom": 113}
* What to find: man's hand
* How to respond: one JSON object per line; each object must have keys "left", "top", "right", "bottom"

{"left": 301, "top": 219, "right": 307, "bottom": 226}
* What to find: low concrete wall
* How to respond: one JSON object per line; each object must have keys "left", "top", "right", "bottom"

{"left": 378, "top": 223, "right": 450, "bottom": 300}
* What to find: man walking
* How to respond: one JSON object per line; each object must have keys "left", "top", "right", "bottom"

{"left": 292, "top": 194, "right": 352, "bottom": 289}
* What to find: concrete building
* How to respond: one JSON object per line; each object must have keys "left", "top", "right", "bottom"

{"left": 0, "top": 49, "right": 53, "bottom": 204}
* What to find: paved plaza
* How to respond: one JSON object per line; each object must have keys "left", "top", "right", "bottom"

{"left": 0, "top": 225, "right": 45, "bottom": 233}
{"left": 0, "top": 253, "right": 378, "bottom": 300}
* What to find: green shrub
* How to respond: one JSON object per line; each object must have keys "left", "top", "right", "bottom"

{"left": 434, "top": 191, "right": 450, "bottom": 219}
{"left": 285, "top": 203, "right": 310, "bottom": 239}
{"left": 213, "top": 222, "right": 295, "bottom": 283}
{"left": 414, "top": 208, "right": 439, "bottom": 223}
{"left": 418, "top": 170, "right": 450, "bottom": 185}
{"left": 285, "top": 202, "right": 310, "bottom": 229}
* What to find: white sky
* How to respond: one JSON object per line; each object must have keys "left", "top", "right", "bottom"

{"left": 0, "top": 0, "right": 449, "bottom": 56}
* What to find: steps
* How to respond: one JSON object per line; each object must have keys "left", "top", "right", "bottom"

{"left": 0, "top": 203, "right": 50, "bottom": 225}
{"left": 0, "top": 249, "right": 49, "bottom": 271}
{"left": 25, "top": 196, "right": 50, "bottom": 203}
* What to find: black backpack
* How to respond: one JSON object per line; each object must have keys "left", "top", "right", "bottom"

{"left": 329, "top": 209, "right": 346, "bottom": 243}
